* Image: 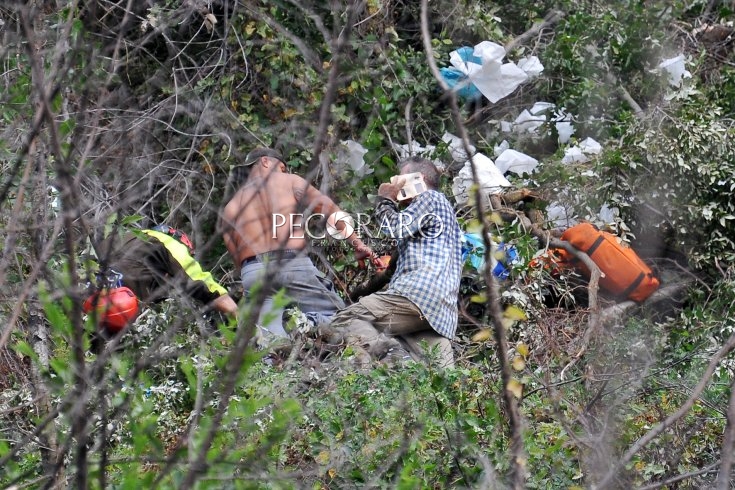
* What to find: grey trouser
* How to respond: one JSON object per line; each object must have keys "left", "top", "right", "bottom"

{"left": 241, "top": 256, "right": 345, "bottom": 337}
{"left": 330, "top": 293, "right": 454, "bottom": 368}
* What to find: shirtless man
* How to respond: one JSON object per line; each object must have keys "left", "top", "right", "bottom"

{"left": 221, "top": 147, "right": 376, "bottom": 335}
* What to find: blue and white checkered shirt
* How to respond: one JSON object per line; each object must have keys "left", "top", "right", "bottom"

{"left": 375, "top": 190, "right": 462, "bottom": 338}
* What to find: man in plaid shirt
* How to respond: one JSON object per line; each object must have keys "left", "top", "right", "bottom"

{"left": 330, "top": 157, "right": 462, "bottom": 367}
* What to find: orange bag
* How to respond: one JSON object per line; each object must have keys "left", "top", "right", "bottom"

{"left": 559, "top": 223, "right": 660, "bottom": 302}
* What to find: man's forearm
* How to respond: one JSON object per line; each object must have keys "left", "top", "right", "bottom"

{"left": 348, "top": 235, "right": 371, "bottom": 253}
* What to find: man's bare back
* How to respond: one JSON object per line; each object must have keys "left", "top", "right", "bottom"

{"left": 223, "top": 172, "right": 312, "bottom": 265}
{"left": 222, "top": 148, "right": 377, "bottom": 270}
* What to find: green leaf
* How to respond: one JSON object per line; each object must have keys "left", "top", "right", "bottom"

{"left": 179, "top": 357, "right": 198, "bottom": 399}
{"left": 59, "top": 118, "right": 75, "bottom": 137}
{"left": 512, "top": 356, "right": 526, "bottom": 371}
{"left": 39, "top": 282, "right": 71, "bottom": 335}
{"left": 71, "top": 19, "right": 84, "bottom": 42}
{"left": 13, "top": 340, "right": 37, "bottom": 360}
{"left": 504, "top": 305, "right": 527, "bottom": 322}
{"left": 121, "top": 214, "right": 144, "bottom": 226}
{"left": 517, "top": 342, "right": 529, "bottom": 357}
{"left": 471, "top": 329, "right": 492, "bottom": 342}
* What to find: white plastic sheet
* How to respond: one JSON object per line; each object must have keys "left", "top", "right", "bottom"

{"left": 561, "top": 146, "right": 589, "bottom": 164}
{"left": 547, "top": 202, "right": 577, "bottom": 229}
{"left": 476, "top": 62, "right": 528, "bottom": 103}
{"left": 495, "top": 149, "right": 539, "bottom": 175}
{"left": 517, "top": 56, "right": 544, "bottom": 78}
{"left": 448, "top": 41, "right": 533, "bottom": 103}
{"left": 561, "top": 137, "right": 603, "bottom": 164}
{"left": 579, "top": 137, "right": 602, "bottom": 155}
{"left": 442, "top": 132, "right": 476, "bottom": 163}
{"left": 659, "top": 54, "right": 691, "bottom": 87}
{"left": 493, "top": 140, "right": 509, "bottom": 157}
{"left": 452, "top": 153, "right": 511, "bottom": 206}
{"left": 391, "top": 141, "right": 444, "bottom": 170}
{"left": 529, "top": 101, "right": 555, "bottom": 115}
{"left": 336, "top": 139, "right": 372, "bottom": 176}
{"left": 392, "top": 141, "right": 435, "bottom": 159}
{"left": 513, "top": 109, "right": 546, "bottom": 133}
{"left": 598, "top": 203, "right": 619, "bottom": 225}
{"left": 555, "top": 121, "right": 575, "bottom": 144}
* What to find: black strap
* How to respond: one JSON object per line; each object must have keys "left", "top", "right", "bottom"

{"left": 584, "top": 235, "right": 605, "bottom": 258}
{"left": 620, "top": 272, "right": 646, "bottom": 299}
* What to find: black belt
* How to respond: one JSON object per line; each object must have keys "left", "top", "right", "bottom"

{"left": 241, "top": 249, "right": 302, "bottom": 267}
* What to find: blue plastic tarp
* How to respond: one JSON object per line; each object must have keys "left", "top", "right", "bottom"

{"left": 440, "top": 46, "right": 482, "bottom": 101}
{"left": 461, "top": 233, "right": 519, "bottom": 280}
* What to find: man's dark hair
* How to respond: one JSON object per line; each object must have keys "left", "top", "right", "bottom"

{"left": 399, "top": 156, "right": 440, "bottom": 189}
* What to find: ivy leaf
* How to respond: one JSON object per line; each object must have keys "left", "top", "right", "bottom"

{"left": 507, "top": 379, "right": 523, "bottom": 399}
{"left": 315, "top": 450, "right": 330, "bottom": 465}
{"left": 512, "top": 356, "right": 526, "bottom": 371}
{"left": 471, "top": 329, "right": 492, "bottom": 342}
{"left": 517, "top": 342, "right": 529, "bottom": 358}
{"left": 470, "top": 293, "right": 487, "bottom": 304}
{"left": 504, "top": 305, "right": 527, "bottom": 322}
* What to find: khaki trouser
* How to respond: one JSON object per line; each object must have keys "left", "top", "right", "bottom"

{"left": 330, "top": 293, "right": 454, "bottom": 368}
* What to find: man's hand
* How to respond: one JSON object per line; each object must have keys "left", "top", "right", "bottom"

{"left": 355, "top": 245, "right": 380, "bottom": 270}
{"left": 375, "top": 255, "right": 392, "bottom": 273}
{"left": 378, "top": 177, "right": 406, "bottom": 202}
{"left": 212, "top": 294, "right": 239, "bottom": 317}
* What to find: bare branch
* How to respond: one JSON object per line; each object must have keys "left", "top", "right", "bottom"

{"left": 716, "top": 377, "right": 735, "bottom": 489}
{"left": 504, "top": 10, "right": 565, "bottom": 53}
{"left": 419, "top": 1, "right": 528, "bottom": 487}
{"left": 596, "top": 330, "right": 735, "bottom": 489}
{"left": 240, "top": 2, "right": 324, "bottom": 73}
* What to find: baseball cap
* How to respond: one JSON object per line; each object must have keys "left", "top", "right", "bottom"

{"left": 243, "top": 147, "right": 284, "bottom": 166}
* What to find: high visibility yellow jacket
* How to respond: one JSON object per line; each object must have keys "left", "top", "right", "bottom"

{"left": 96, "top": 230, "right": 228, "bottom": 306}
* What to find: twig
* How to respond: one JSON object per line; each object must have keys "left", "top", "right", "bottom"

{"left": 585, "top": 44, "right": 644, "bottom": 117}
{"left": 716, "top": 377, "right": 735, "bottom": 489}
{"left": 523, "top": 375, "right": 585, "bottom": 398}
{"left": 307, "top": 1, "right": 360, "bottom": 176}
{"left": 404, "top": 96, "right": 414, "bottom": 153}
{"left": 504, "top": 10, "right": 565, "bottom": 53}
{"left": 420, "top": 1, "right": 527, "bottom": 487}
{"left": 637, "top": 461, "right": 719, "bottom": 490}
{"left": 595, "top": 330, "right": 735, "bottom": 489}
{"left": 517, "top": 224, "right": 602, "bottom": 380}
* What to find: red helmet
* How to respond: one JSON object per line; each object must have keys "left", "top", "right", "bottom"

{"left": 152, "top": 225, "right": 195, "bottom": 254}
{"left": 83, "top": 287, "right": 140, "bottom": 333}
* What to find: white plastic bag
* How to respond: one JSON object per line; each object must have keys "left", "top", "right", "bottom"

{"left": 495, "top": 149, "right": 539, "bottom": 175}
{"left": 517, "top": 56, "right": 544, "bottom": 78}
{"left": 336, "top": 139, "right": 371, "bottom": 176}
{"left": 658, "top": 54, "right": 691, "bottom": 87}
{"left": 452, "top": 153, "right": 511, "bottom": 206}
{"left": 449, "top": 41, "right": 529, "bottom": 103}
{"left": 442, "top": 132, "right": 476, "bottom": 163}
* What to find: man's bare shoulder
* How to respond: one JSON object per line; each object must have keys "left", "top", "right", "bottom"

{"left": 270, "top": 172, "right": 310, "bottom": 197}
{"left": 223, "top": 188, "right": 249, "bottom": 215}
{"left": 280, "top": 172, "right": 308, "bottom": 186}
